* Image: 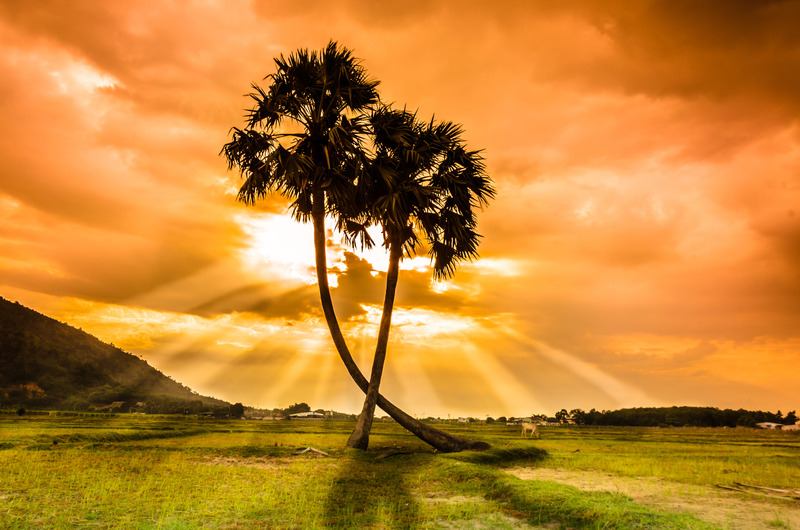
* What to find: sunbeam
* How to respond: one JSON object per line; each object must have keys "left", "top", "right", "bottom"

{"left": 460, "top": 343, "right": 550, "bottom": 414}
{"left": 385, "top": 348, "right": 444, "bottom": 418}
{"left": 504, "top": 329, "right": 660, "bottom": 408}
{"left": 256, "top": 350, "right": 315, "bottom": 409}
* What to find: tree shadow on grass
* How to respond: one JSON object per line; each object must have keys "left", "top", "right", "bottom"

{"left": 323, "top": 453, "right": 421, "bottom": 529}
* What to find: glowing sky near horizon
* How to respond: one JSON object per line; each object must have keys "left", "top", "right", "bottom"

{"left": 1, "top": 1, "right": 798, "bottom": 417}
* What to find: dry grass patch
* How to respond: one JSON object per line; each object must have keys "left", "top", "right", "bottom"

{"left": 509, "top": 467, "right": 800, "bottom": 529}
{"left": 202, "top": 452, "right": 336, "bottom": 471}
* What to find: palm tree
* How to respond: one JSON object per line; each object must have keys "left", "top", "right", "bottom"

{"left": 222, "top": 42, "right": 487, "bottom": 452}
{"left": 346, "top": 106, "right": 496, "bottom": 449}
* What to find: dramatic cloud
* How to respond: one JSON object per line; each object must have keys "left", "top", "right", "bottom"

{"left": 1, "top": 1, "right": 798, "bottom": 415}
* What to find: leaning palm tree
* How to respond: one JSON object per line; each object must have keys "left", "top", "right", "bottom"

{"left": 346, "top": 106, "right": 496, "bottom": 449}
{"left": 222, "top": 42, "right": 487, "bottom": 452}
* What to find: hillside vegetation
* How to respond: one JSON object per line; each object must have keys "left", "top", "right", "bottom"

{"left": 0, "top": 297, "right": 227, "bottom": 412}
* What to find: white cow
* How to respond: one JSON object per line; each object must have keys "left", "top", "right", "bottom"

{"left": 521, "top": 422, "right": 540, "bottom": 438}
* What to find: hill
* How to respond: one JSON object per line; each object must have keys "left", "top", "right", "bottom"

{"left": 0, "top": 296, "right": 228, "bottom": 413}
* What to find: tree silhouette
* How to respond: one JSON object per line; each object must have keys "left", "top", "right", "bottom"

{"left": 346, "top": 106, "right": 495, "bottom": 449}
{"left": 230, "top": 402, "right": 245, "bottom": 418}
{"left": 222, "top": 42, "right": 488, "bottom": 452}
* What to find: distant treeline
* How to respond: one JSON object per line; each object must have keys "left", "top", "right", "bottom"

{"left": 564, "top": 406, "right": 797, "bottom": 428}
{"left": 245, "top": 402, "right": 357, "bottom": 420}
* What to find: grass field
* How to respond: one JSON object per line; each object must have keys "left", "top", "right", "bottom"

{"left": 1, "top": 414, "right": 798, "bottom": 528}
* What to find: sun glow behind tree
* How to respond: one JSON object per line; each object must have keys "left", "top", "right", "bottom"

{"left": 2, "top": 190, "right": 670, "bottom": 416}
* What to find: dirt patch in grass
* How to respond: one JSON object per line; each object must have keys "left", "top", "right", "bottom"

{"left": 419, "top": 493, "right": 487, "bottom": 505}
{"left": 509, "top": 467, "right": 800, "bottom": 529}
{"left": 202, "top": 454, "right": 335, "bottom": 470}
{"left": 202, "top": 455, "right": 291, "bottom": 469}
{"left": 431, "top": 514, "right": 549, "bottom": 529}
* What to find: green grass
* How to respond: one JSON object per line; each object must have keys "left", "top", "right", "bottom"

{"left": 1, "top": 416, "right": 797, "bottom": 528}
{"left": 530, "top": 425, "right": 800, "bottom": 488}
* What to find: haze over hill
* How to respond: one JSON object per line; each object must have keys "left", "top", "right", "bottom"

{"left": 0, "top": 296, "right": 227, "bottom": 412}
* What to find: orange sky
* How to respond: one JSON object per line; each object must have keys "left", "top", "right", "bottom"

{"left": 1, "top": 1, "right": 798, "bottom": 417}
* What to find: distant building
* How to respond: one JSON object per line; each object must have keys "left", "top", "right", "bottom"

{"left": 289, "top": 411, "right": 325, "bottom": 420}
{"left": 756, "top": 422, "right": 783, "bottom": 430}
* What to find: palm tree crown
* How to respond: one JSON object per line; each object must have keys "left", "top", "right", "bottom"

{"left": 221, "top": 41, "right": 380, "bottom": 231}
{"left": 364, "top": 106, "right": 495, "bottom": 279}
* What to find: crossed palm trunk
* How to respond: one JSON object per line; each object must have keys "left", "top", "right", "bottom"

{"left": 345, "top": 235, "right": 400, "bottom": 449}
{"left": 311, "top": 190, "right": 488, "bottom": 452}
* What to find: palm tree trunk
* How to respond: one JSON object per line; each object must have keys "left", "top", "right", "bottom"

{"left": 311, "top": 188, "right": 488, "bottom": 452}
{"left": 346, "top": 237, "right": 401, "bottom": 449}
